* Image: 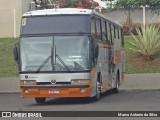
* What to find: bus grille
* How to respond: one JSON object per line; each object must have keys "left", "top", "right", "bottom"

{"left": 36, "top": 82, "right": 71, "bottom": 85}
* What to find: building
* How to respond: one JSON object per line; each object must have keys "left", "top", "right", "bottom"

{"left": 0, "top": 0, "right": 32, "bottom": 38}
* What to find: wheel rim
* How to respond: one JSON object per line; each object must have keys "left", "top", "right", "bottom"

{"left": 116, "top": 75, "right": 119, "bottom": 92}
{"left": 96, "top": 81, "right": 101, "bottom": 98}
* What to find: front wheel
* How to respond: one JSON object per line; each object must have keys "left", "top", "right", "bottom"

{"left": 35, "top": 98, "right": 46, "bottom": 104}
{"left": 92, "top": 81, "right": 101, "bottom": 101}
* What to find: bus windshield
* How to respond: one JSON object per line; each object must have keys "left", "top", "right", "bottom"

{"left": 20, "top": 36, "right": 90, "bottom": 72}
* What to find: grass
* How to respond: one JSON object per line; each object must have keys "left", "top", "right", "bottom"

{"left": 0, "top": 37, "right": 160, "bottom": 77}
{"left": 0, "top": 38, "right": 19, "bottom": 77}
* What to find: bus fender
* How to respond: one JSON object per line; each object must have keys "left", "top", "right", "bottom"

{"left": 90, "top": 73, "right": 98, "bottom": 97}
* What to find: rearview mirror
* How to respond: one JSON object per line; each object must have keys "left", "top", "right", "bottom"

{"left": 13, "top": 44, "right": 19, "bottom": 64}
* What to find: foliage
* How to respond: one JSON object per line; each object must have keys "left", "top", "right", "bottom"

{"left": 128, "top": 25, "right": 160, "bottom": 60}
{"left": 114, "top": 0, "right": 160, "bottom": 13}
{"left": 125, "top": 36, "right": 160, "bottom": 74}
{"left": 33, "top": 0, "right": 99, "bottom": 9}
{"left": 121, "top": 22, "right": 140, "bottom": 35}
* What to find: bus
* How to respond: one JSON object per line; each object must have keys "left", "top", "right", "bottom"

{"left": 13, "top": 8, "right": 125, "bottom": 103}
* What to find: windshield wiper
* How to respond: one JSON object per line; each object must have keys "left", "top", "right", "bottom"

{"left": 54, "top": 45, "right": 70, "bottom": 71}
{"left": 36, "top": 56, "right": 51, "bottom": 73}
{"left": 74, "top": 62, "right": 85, "bottom": 70}
{"left": 56, "top": 53, "right": 71, "bottom": 71}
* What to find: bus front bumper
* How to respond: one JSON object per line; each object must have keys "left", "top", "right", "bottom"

{"left": 20, "top": 85, "right": 91, "bottom": 98}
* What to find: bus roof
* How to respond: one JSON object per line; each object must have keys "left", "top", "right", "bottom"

{"left": 23, "top": 8, "right": 93, "bottom": 16}
{"left": 23, "top": 8, "right": 121, "bottom": 27}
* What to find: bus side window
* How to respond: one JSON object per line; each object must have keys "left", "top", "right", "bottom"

{"left": 110, "top": 23, "right": 114, "bottom": 44}
{"left": 117, "top": 27, "right": 120, "bottom": 39}
{"left": 100, "top": 19, "right": 103, "bottom": 41}
{"left": 105, "top": 21, "right": 109, "bottom": 43}
{"left": 107, "top": 22, "right": 112, "bottom": 44}
{"left": 102, "top": 20, "right": 106, "bottom": 41}
{"left": 95, "top": 18, "right": 101, "bottom": 40}
{"left": 121, "top": 29, "right": 124, "bottom": 47}
{"left": 91, "top": 17, "right": 96, "bottom": 38}
{"left": 113, "top": 25, "right": 116, "bottom": 39}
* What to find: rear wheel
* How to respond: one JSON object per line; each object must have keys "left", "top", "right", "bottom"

{"left": 113, "top": 73, "right": 119, "bottom": 93}
{"left": 35, "top": 98, "right": 46, "bottom": 104}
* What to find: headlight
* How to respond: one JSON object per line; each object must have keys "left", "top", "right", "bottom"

{"left": 71, "top": 79, "right": 89, "bottom": 85}
{"left": 23, "top": 80, "right": 36, "bottom": 85}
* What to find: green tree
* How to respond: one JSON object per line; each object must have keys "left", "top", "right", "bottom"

{"left": 114, "top": 0, "right": 160, "bottom": 13}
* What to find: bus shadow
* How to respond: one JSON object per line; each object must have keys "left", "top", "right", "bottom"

{"left": 29, "top": 90, "right": 117, "bottom": 106}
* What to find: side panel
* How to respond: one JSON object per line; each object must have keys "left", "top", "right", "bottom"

{"left": 90, "top": 68, "right": 98, "bottom": 97}
{"left": 96, "top": 43, "right": 111, "bottom": 93}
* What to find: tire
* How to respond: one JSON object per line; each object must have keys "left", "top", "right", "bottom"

{"left": 35, "top": 98, "right": 46, "bottom": 104}
{"left": 93, "top": 75, "right": 102, "bottom": 101}
{"left": 113, "top": 73, "right": 119, "bottom": 93}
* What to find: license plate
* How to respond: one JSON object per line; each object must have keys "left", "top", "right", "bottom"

{"left": 48, "top": 89, "right": 60, "bottom": 94}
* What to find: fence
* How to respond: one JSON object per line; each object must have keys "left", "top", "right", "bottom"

{"left": 104, "top": 8, "right": 160, "bottom": 24}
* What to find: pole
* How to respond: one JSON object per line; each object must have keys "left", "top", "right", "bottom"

{"left": 143, "top": 6, "right": 146, "bottom": 27}
{"left": 13, "top": 9, "right": 16, "bottom": 38}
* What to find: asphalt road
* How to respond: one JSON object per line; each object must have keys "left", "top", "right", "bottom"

{"left": 0, "top": 90, "right": 160, "bottom": 120}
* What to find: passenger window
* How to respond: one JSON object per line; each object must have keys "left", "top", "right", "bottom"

{"left": 117, "top": 28, "right": 120, "bottom": 39}
{"left": 121, "top": 29, "right": 124, "bottom": 47}
{"left": 91, "top": 17, "right": 96, "bottom": 38}
{"left": 95, "top": 18, "right": 101, "bottom": 40}
{"left": 101, "top": 20, "right": 106, "bottom": 41}
{"left": 107, "top": 22, "right": 112, "bottom": 44}
{"left": 113, "top": 25, "right": 116, "bottom": 39}
{"left": 111, "top": 24, "right": 114, "bottom": 44}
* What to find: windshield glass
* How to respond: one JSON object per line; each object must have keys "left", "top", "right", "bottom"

{"left": 20, "top": 37, "right": 53, "bottom": 71}
{"left": 20, "top": 36, "right": 90, "bottom": 72}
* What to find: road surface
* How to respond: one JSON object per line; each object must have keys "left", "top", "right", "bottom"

{"left": 0, "top": 90, "right": 160, "bottom": 120}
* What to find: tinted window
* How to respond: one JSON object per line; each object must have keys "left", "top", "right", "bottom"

{"left": 21, "top": 15, "right": 90, "bottom": 35}
{"left": 95, "top": 18, "right": 101, "bottom": 40}
{"left": 91, "top": 17, "right": 96, "bottom": 38}
{"left": 101, "top": 20, "right": 106, "bottom": 41}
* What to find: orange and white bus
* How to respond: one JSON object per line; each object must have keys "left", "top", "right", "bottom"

{"left": 13, "top": 8, "right": 125, "bottom": 103}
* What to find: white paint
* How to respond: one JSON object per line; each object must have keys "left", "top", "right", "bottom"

{"left": 22, "top": 8, "right": 122, "bottom": 26}
{"left": 23, "top": 8, "right": 93, "bottom": 16}
{"left": 13, "top": 9, "right": 16, "bottom": 38}
{"left": 143, "top": 6, "right": 146, "bottom": 26}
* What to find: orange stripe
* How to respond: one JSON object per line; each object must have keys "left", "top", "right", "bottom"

{"left": 120, "top": 72, "right": 125, "bottom": 85}
{"left": 98, "top": 43, "right": 111, "bottom": 48}
{"left": 90, "top": 68, "right": 96, "bottom": 92}
{"left": 20, "top": 88, "right": 91, "bottom": 98}
{"left": 102, "top": 75, "right": 108, "bottom": 93}
{"left": 114, "top": 51, "right": 121, "bottom": 64}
